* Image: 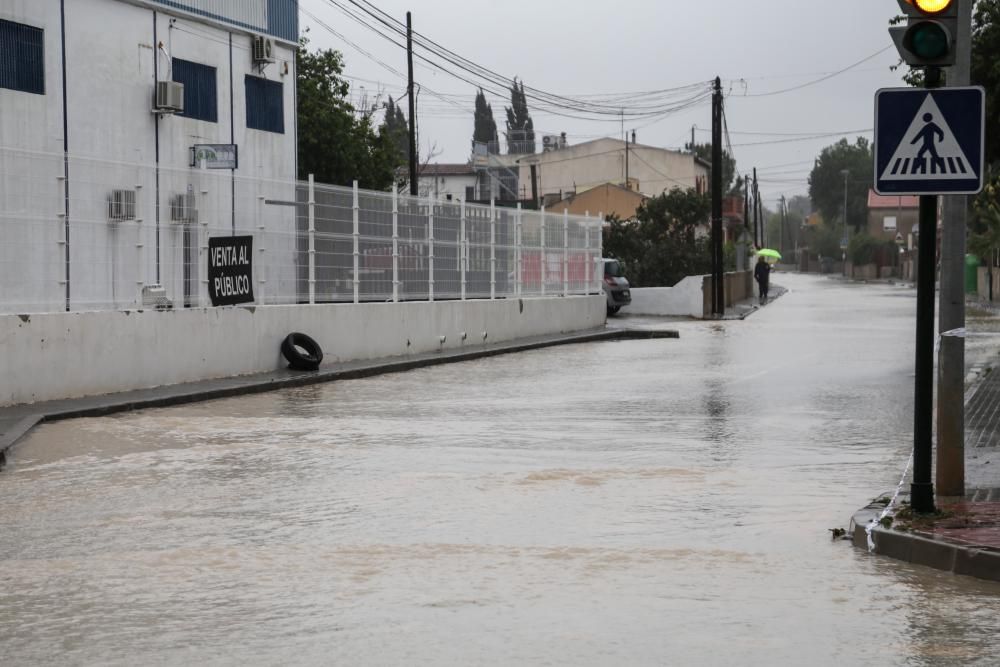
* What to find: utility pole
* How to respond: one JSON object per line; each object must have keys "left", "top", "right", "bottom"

{"left": 937, "top": 0, "right": 973, "bottom": 499}
{"left": 625, "top": 130, "right": 630, "bottom": 188}
{"left": 711, "top": 77, "right": 724, "bottom": 316}
{"left": 780, "top": 195, "right": 787, "bottom": 256}
{"left": 752, "top": 168, "right": 759, "bottom": 248}
{"left": 406, "top": 11, "right": 418, "bottom": 197}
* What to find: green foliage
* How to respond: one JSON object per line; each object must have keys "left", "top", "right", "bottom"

{"left": 380, "top": 95, "right": 409, "bottom": 168}
{"left": 808, "top": 137, "right": 873, "bottom": 232}
{"left": 505, "top": 79, "right": 535, "bottom": 155}
{"left": 804, "top": 223, "right": 842, "bottom": 259}
{"left": 970, "top": 168, "right": 1000, "bottom": 260}
{"left": 296, "top": 40, "right": 402, "bottom": 189}
{"left": 602, "top": 188, "right": 712, "bottom": 287}
{"left": 684, "top": 142, "right": 737, "bottom": 195}
{"left": 972, "top": 0, "right": 1000, "bottom": 168}
{"left": 473, "top": 89, "right": 499, "bottom": 153}
{"left": 847, "top": 232, "right": 880, "bottom": 266}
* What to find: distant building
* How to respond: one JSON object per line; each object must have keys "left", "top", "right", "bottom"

{"left": 409, "top": 163, "right": 479, "bottom": 201}
{"left": 550, "top": 183, "right": 648, "bottom": 220}
{"left": 515, "top": 137, "right": 710, "bottom": 202}
{"left": 867, "top": 190, "right": 919, "bottom": 246}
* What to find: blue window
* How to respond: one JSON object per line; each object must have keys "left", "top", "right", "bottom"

{"left": 0, "top": 19, "right": 44, "bottom": 95}
{"left": 245, "top": 75, "right": 284, "bottom": 134}
{"left": 172, "top": 58, "right": 217, "bottom": 122}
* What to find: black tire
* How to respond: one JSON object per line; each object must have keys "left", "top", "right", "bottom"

{"left": 281, "top": 332, "right": 323, "bottom": 371}
{"left": 607, "top": 305, "right": 621, "bottom": 316}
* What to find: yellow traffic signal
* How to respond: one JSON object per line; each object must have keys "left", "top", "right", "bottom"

{"left": 913, "top": 0, "right": 953, "bottom": 14}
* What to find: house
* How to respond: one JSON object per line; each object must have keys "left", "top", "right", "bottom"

{"left": 515, "top": 137, "right": 710, "bottom": 202}
{"left": 412, "top": 163, "right": 479, "bottom": 201}
{"left": 550, "top": 182, "right": 648, "bottom": 220}
{"left": 867, "top": 190, "right": 919, "bottom": 246}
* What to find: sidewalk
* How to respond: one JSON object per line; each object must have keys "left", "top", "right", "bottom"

{"left": 0, "top": 326, "right": 679, "bottom": 463}
{"left": 852, "top": 302, "right": 1000, "bottom": 582}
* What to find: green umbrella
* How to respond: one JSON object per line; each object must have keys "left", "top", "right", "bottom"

{"left": 757, "top": 248, "right": 782, "bottom": 261}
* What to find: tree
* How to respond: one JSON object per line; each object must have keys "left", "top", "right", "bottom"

{"left": 602, "top": 188, "right": 712, "bottom": 287}
{"left": 473, "top": 89, "right": 499, "bottom": 154}
{"left": 685, "top": 142, "right": 737, "bottom": 195}
{"left": 380, "top": 95, "right": 410, "bottom": 168}
{"left": 808, "top": 137, "right": 873, "bottom": 233}
{"left": 972, "top": 0, "right": 1000, "bottom": 168}
{"left": 505, "top": 79, "right": 535, "bottom": 155}
{"left": 296, "top": 40, "right": 402, "bottom": 190}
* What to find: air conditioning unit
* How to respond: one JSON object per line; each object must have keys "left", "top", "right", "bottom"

{"left": 542, "top": 135, "right": 561, "bottom": 152}
{"left": 252, "top": 36, "right": 274, "bottom": 64}
{"left": 170, "top": 193, "right": 197, "bottom": 224}
{"left": 154, "top": 80, "right": 184, "bottom": 113}
{"left": 108, "top": 189, "right": 136, "bottom": 222}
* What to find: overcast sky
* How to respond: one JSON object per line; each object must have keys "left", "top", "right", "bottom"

{"left": 299, "top": 0, "right": 908, "bottom": 205}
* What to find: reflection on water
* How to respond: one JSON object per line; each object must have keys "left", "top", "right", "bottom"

{"left": 1, "top": 275, "right": 999, "bottom": 665}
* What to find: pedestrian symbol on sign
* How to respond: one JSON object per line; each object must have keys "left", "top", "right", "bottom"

{"left": 880, "top": 94, "right": 973, "bottom": 182}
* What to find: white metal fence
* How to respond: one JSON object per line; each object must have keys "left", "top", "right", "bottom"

{"left": 0, "top": 147, "right": 604, "bottom": 314}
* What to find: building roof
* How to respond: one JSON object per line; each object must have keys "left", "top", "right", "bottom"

{"left": 418, "top": 163, "right": 477, "bottom": 177}
{"left": 868, "top": 189, "right": 919, "bottom": 209}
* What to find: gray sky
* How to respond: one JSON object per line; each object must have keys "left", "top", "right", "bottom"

{"left": 300, "top": 0, "right": 907, "bottom": 206}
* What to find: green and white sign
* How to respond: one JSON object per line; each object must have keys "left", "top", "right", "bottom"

{"left": 191, "top": 144, "right": 239, "bottom": 170}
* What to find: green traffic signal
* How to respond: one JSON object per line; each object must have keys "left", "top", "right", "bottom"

{"left": 905, "top": 21, "right": 950, "bottom": 60}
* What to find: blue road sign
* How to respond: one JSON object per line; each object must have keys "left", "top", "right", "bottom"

{"left": 874, "top": 87, "right": 985, "bottom": 196}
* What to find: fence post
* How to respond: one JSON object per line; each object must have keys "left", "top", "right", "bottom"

{"left": 308, "top": 174, "right": 316, "bottom": 305}
{"left": 584, "top": 211, "right": 591, "bottom": 294}
{"left": 428, "top": 193, "right": 435, "bottom": 302}
{"left": 392, "top": 188, "right": 399, "bottom": 303}
{"left": 563, "top": 209, "right": 569, "bottom": 296}
{"left": 490, "top": 199, "right": 496, "bottom": 300}
{"left": 515, "top": 203, "right": 522, "bottom": 297}
{"left": 460, "top": 198, "right": 467, "bottom": 301}
{"left": 596, "top": 211, "right": 603, "bottom": 294}
{"left": 257, "top": 193, "right": 267, "bottom": 303}
{"left": 540, "top": 206, "right": 546, "bottom": 296}
{"left": 352, "top": 180, "right": 360, "bottom": 304}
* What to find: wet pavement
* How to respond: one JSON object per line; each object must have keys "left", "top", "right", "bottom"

{"left": 3, "top": 273, "right": 1000, "bottom": 665}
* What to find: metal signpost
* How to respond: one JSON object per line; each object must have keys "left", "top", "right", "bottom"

{"left": 874, "top": 83, "right": 984, "bottom": 513}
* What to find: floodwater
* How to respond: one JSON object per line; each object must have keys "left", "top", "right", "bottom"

{"left": 2, "top": 273, "right": 999, "bottom": 666}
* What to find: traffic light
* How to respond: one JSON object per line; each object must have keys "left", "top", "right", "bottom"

{"left": 891, "top": 0, "right": 959, "bottom": 67}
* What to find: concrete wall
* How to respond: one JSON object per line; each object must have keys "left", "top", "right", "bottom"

{"left": 628, "top": 276, "right": 705, "bottom": 318}
{"left": 0, "top": 295, "right": 606, "bottom": 406}
{"left": 978, "top": 267, "right": 999, "bottom": 302}
{"left": 703, "top": 271, "right": 753, "bottom": 314}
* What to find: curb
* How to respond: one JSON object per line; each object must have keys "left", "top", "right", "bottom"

{"left": 852, "top": 504, "right": 1000, "bottom": 583}
{"left": 0, "top": 327, "right": 678, "bottom": 460}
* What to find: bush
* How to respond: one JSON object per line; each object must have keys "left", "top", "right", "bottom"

{"left": 848, "top": 232, "right": 879, "bottom": 266}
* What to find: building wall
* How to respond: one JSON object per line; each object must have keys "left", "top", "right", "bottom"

{"left": 553, "top": 185, "right": 645, "bottom": 220}
{"left": 867, "top": 208, "right": 918, "bottom": 244}
{"left": 520, "top": 139, "right": 708, "bottom": 199}
{"left": 1, "top": 0, "right": 297, "bottom": 311}
{"left": 416, "top": 173, "right": 478, "bottom": 201}
{"left": 0, "top": 296, "right": 606, "bottom": 406}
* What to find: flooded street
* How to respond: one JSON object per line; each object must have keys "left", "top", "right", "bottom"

{"left": 2, "top": 273, "right": 999, "bottom": 665}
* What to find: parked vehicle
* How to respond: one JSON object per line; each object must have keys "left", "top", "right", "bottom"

{"left": 602, "top": 258, "right": 631, "bottom": 316}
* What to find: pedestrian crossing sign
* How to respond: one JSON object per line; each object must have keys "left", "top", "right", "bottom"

{"left": 875, "top": 86, "right": 985, "bottom": 196}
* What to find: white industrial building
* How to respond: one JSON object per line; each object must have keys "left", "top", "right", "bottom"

{"left": 1, "top": 0, "right": 299, "bottom": 312}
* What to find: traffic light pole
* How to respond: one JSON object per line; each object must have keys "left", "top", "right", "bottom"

{"left": 911, "top": 66, "right": 942, "bottom": 515}
{"left": 936, "top": 0, "right": 973, "bottom": 499}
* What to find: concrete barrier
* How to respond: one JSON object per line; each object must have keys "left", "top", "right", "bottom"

{"left": 0, "top": 296, "right": 605, "bottom": 406}
{"left": 627, "top": 276, "right": 705, "bottom": 318}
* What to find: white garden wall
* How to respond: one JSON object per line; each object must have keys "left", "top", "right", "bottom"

{"left": 0, "top": 295, "right": 605, "bottom": 406}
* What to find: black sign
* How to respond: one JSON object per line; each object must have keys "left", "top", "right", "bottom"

{"left": 208, "top": 236, "right": 255, "bottom": 306}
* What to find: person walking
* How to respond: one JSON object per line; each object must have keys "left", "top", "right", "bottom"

{"left": 754, "top": 255, "right": 771, "bottom": 305}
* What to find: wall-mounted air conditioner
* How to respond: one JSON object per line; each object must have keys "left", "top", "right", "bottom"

{"left": 108, "top": 189, "right": 137, "bottom": 222}
{"left": 154, "top": 80, "right": 184, "bottom": 113}
{"left": 170, "top": 193, "right": 197, "bottom": 224}
{"left": 253, "top": 36, "right": 274, "bottom": 64}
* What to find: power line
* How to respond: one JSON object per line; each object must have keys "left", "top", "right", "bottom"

{"left": 730, "top": 46, "right": 893, "bottom": 98}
